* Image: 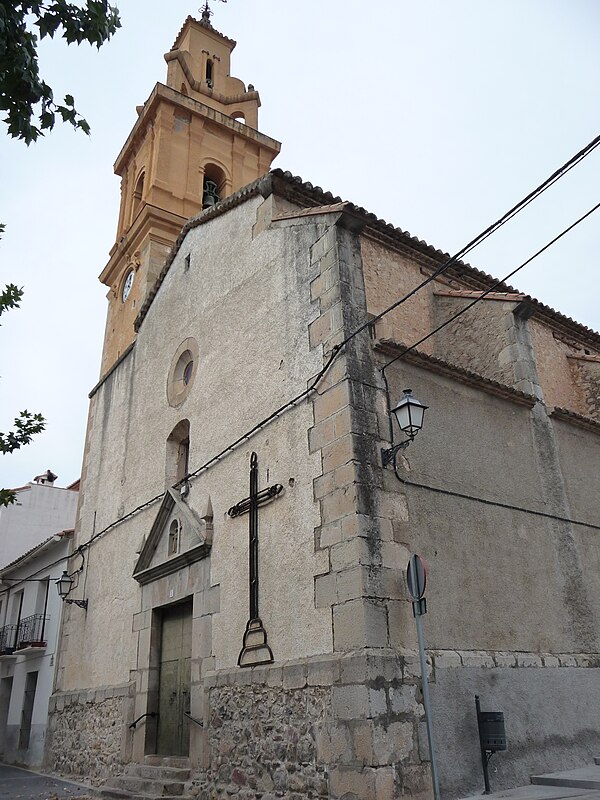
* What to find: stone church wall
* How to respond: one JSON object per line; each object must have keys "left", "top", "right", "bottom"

{"left": 45, "top": 683, "right": 134, "bottom": 782}
{"left": 189, "top": 651, "right": 431, "bottom": 800}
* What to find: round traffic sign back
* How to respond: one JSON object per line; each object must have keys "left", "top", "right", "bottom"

{"left": 407, "top": 554, "right": 427, "bottom": 600}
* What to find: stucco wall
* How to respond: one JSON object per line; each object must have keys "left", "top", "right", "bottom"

{"left": 381, "top": 358, "right": 599, "bottom": 655}
{"left": 0, "top": 483, "right": 77, "bottom": 570}
{"left": 61, "top": 195, "right": 332, "bottom": 691}
{"left": 429, "top": 660, "right": 600, "bottom": 798}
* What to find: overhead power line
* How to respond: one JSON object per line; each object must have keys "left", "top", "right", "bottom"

{"left": 381, "top": 199, "right": 600, "bottom": 371}
{"left": 4, "top": 132, "right": 600, "bottom": 590}
{"left": 82, "top": 196, "right": 600, "bottom": 555}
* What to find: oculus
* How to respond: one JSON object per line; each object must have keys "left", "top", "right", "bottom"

{"left": 167, "top": 337, "right": 200, "bottom": 407}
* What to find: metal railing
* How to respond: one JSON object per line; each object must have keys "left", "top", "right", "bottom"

{"left": 15, "top": 614, "right": 48, "bottom": 649}
{"left": 0, "top": 624, "right": 18, "bottom": 654}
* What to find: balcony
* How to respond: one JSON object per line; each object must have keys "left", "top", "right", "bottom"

{"left": 0, "top": 624, "right": 18, "bottom": 659}
{"left": 15, "top": 614, "right": 49, "bottom": 654}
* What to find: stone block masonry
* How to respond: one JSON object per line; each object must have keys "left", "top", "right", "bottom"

{"left": 45, "top": 683, "right": 135, "bottom": 783}
{"left": 190, "top": 651, "right": 431, "bottom": 800}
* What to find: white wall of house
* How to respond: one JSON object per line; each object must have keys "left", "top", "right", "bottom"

{"left": 0, "top": 534, "right": 73, "bottom": 767}
{"left": 0, "top": 480, "right": 78, "bottom": 569}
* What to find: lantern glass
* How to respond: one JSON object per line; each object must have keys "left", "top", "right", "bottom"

{"left": 56, "top": 570, "right": 73, "bottom": 599}
{"left": 391, "top": 389, "right": 428, "bottom": 438}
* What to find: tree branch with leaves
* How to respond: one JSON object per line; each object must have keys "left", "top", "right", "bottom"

{"left": 0, "top": 272, "right": 46, "bottom": 506}
{"left": 0, "top": 1, "right": 121, "bottom": 144}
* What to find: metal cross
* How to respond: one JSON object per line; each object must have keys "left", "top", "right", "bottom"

{"left": 228, "top": 452, "right": 283, "bottom": 666}
{"left": 200, "top": 0, "right": 226, "bottom": 20}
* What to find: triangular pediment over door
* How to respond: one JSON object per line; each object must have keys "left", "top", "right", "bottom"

{"left": 133, "top": 489, "right": 213, "bottom": 585}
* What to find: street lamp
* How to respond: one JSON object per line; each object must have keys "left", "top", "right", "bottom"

{"left": 56, "top": 570, "right": 88, "bottom": 610}
{"left": 381, "top": 388, "right": 428, "bottom": 467}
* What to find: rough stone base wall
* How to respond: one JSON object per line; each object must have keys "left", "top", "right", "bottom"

{"left": 189, "top": 651, "right": 431, "bottom": 800}
{"left": 44, "top": 683, "right": 134, "bottom": 783}
{"left": 190, "top": 682, "right": 330, "bottom": 798}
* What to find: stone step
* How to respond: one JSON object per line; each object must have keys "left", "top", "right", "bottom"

{"left": 143, "top": 756, "right": 190, "bottom": 769}
{"left": 124, "top": 764, "right": 191, "bottom": 781}
{"left": 105, "top": 775, "right": 187, "bottom": 796}
{"left": 98, "top": 789, "right": 192, "bottom": 800}
{"left": 531, "top": 766, "right": 600, "bottom": 790}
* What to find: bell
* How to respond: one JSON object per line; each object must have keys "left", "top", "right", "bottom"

{"left": 202, "top": 179, "right": 220, "bottom": 209}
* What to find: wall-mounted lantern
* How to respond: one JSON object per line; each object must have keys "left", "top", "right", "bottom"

{"left": 381, "top": 388, "right": 428, "bottom": 467}
{"left": 56, "top": 571, "right": 88, "bottom": 610}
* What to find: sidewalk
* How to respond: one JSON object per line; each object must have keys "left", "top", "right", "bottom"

{"left": 461, "top": 780, "right": 600, "bottom": 800}
{"left": 0, "top": 763, "right": 93, "bottom": 799}
{"left": 462, "top": 788, "right": 600, "bottom": 800}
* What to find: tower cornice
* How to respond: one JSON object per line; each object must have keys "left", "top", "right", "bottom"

{"left": 113, "top": 83, "right": 280, "bottom": 176}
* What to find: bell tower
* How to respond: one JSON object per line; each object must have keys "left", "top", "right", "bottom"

{"left": 98, "top": 10, "right": 281, "bottom": 374}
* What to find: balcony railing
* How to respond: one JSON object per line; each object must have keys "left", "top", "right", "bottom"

{"left": 0, "top": 615, "right": 49, "bottom": 655}
{"left": 0, "top": 624, "right": 18, "bottom": 655}
{"left": 15, "top": 614, "right": 48, "bottom": 650}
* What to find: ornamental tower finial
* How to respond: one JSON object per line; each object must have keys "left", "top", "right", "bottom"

{"left": 200, "top": 0, "right": 227, "bottom": 23}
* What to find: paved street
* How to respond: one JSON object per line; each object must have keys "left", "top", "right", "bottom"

{"left": 0, "top": 763, "right": 92, "bottom": 799}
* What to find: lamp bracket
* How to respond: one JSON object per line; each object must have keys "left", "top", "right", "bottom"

{"left": 65, "top": 598, "right": 88, "bottom": 610}
{"left": 381, "top": 438, "right": 412, "bottom": 468}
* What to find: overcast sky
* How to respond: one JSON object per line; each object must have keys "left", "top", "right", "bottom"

{"left": 0, "top": 0, "right": 599, "bottom": 490}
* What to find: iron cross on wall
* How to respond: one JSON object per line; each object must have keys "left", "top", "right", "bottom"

{"left": 228, "top": 452, "right": 283, "bottom": 667}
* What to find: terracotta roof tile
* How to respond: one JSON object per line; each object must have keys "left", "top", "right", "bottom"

{"left": 376, "top": 339, "right": 538, "bottom": 407}
{"left": 0, "top": 529, "right": 73, "bottom": 574}
{"left": 550, "top": 407, "right": 600, "bottom": 435}
{"left": 133, "top": 169, "right": 600, "bottom": 351}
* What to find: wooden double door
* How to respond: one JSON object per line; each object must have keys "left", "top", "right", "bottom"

{"left": 157, "top": 601, "right": 192, "bottom": 756}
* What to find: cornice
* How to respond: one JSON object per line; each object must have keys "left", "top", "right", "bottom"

{"left": 114, "top": 83, "right": 280, "bottom": 175}
{"left": 375, "top": 339, "right": 538, "bottom": 408}
{"left": 550, "top": 407, "right": 600, "bottom": 436}
{"left": 100, "top": 205, "right": 188, "bottom": 287}
{"left": 132, "top": 169, "right": 600, "bottom": 352}
{"left": 89, "top": 342, "right": 135, "bottom": 399}
{"left": 164, "top": 49, "right": 259, "bottom": 108}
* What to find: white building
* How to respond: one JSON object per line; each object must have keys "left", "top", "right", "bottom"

{"left": 0, "top": 530, "right": 74, "bottom": 767}
{"left": 0, "top": 473, "right": 79, "bottom": 569}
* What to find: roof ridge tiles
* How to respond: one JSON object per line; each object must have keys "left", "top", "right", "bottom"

{"left": 132, "top": 168, "right": 600, "bottom": 349}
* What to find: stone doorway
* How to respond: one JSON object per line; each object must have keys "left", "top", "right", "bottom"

{"left": 156, "top": 600, "right": 192, "bottom": 757}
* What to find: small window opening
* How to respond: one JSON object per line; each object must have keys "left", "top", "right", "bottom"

{"left": 206, "top": 59, "right": 213, "bottom": 87}
{"left": 168, "top": 519, "right": 180, "bottom": 556}
{"left": 166, "top": 419, "right": 190, "bottom": 488}
{"left": 184, "top": 253, "right": 191, "bottom": 272}
{"left": 132, "top": 172, "right": 145, "bottom": 219}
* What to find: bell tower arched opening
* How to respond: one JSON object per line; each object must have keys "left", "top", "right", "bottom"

{"left": 202, "top": 164, "right": 226, "bottom": 209}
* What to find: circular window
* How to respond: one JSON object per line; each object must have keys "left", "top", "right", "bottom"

{"left": 167, "top": 338, "right": 199, "bottom": 407}
{"left": 121, "top": 269, "right": 134, "bottom": 303}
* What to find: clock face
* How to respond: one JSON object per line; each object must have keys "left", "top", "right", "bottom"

{"left": 122, "top": 270, "right": 134, "bottom": 303}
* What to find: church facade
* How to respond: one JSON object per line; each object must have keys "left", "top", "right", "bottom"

{"left": 46, "top": 12, "right": 600, "bottom": 800}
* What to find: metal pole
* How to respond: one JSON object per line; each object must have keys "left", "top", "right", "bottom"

{"left": 475, "top": 695, "right": 491, "bottom": 794}
{"left": 415, "top": 610, "right": 441, "bottom": 800}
